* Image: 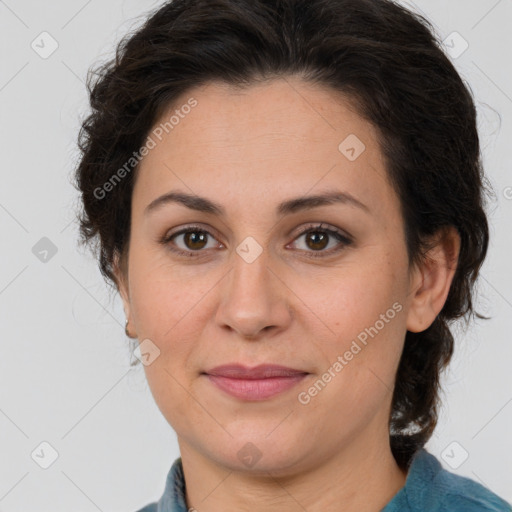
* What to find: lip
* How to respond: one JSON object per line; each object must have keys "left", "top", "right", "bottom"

{"left": 205, "top": 364, "right": 308, "bottom": 379}
{"left": 203, "top": 364, "right": 309, "bottom": 401}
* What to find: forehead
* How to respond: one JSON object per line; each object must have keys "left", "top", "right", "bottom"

{"left": 133, "top": 78, "right": 397, "bottom": 220}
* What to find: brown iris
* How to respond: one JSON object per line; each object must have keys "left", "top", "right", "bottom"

{"left": 305, "top": 231, "right": 329, "bottom": 251}
{"left": 184, "top": 231, "right": 208, "bottom": 250}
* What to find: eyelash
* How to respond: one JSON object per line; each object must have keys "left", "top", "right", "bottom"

{"left": 160, "top": 223, "right": 353, "bottom": 259}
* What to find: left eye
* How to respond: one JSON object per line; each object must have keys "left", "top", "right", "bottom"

{"left": 288, "top": 225, "right": 352, "bottom": 256}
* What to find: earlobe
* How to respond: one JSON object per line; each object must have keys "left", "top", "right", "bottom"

{"left": 406, "top": 226, "right": 460, "bottom": 333}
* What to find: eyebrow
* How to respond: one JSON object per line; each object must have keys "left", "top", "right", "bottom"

{"left": 144, "top": 190, "right": 370, "bottom": 217}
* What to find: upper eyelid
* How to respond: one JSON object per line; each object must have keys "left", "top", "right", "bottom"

{"left": 167, "top": 224, "right": 223, "bottom": 243}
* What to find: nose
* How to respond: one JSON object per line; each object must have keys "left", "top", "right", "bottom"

{"left": 214, "top": 245, "right": 293, "bottom": 340}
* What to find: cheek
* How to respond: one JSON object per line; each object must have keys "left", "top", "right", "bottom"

{"left": 299, "top": 300, "right": 405, "bottom": 436}
{"left": 127, "top": 247, "right": 217, "bottom": 339}
{"left": 296, "top": 263, "right": 402, "bottom": 342}
{"left": 132, "top": 275, "right": 204, "bottom": 428}
{"left": 127, "top": 253, "right": 219, "bottom": 384}
{"left": 301, "top": 260, "right": 406, "bottom": 396}
{"left": 143, "top": 361, "right": 194, "bottom": 434}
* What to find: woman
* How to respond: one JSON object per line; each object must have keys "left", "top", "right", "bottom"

{"left": 74, "top": 0, "right": 511, "bottom": 510}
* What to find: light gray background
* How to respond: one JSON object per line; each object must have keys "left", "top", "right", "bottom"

{"left": 0, "top": 0, "right": 511, "bottom": 510}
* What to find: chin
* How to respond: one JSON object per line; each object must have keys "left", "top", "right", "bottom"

{"left": 206, "top": 430, "right": 314, "bottom": 476}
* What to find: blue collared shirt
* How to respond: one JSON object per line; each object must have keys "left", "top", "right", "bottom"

{"left": 135, "top": 448, "right": 511, "bottom": 511}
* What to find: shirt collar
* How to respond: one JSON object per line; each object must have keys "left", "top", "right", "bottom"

{"left": 157, "top": 457, "right": 188, "bottom": 512}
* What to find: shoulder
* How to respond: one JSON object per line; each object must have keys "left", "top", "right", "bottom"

{"left": 134, "top": 504, "right": 157, "bottom": 512}
{"left": 384, "top": 449, "right": 511, "bottom": 512}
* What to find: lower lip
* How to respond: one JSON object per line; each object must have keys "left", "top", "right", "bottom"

{"left": 205, "top": 374, "right": 308, "bottom": 401}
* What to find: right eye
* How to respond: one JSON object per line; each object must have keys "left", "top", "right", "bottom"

{"left": 161, "top": 225, "right": 223, "bottom": 257}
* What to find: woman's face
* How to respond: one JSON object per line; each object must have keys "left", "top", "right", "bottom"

{"left": 117, "top": 77, "right": 427, "bottom": 474}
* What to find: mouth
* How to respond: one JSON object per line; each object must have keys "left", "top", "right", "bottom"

{"left": 202, "top": 364, "right": 310, "bottom": 401}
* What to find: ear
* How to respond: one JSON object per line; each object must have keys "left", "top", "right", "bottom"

{"left": 406, "top": 226, "right": 461, "bottom": 333}
{"left": 113, "top": 252, "right": 132, "bottom": 329}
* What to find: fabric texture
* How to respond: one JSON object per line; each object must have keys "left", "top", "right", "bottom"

{"left": 135, "top": 448, "right": 511, "bottom": 512}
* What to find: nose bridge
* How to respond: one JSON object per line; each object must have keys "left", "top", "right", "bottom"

{"left": 215, "top": 238, "right": 290, "bottom": 337}
{"left": 229, "top": 239, "right": 273, "bottom": 309}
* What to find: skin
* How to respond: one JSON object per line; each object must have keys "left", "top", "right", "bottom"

{"left": 115, "top": 77, "right": 460, "bottom": 512}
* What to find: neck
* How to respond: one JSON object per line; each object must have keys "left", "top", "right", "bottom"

{"left": 178, "top": 429, "right": 407, "bottom": 512}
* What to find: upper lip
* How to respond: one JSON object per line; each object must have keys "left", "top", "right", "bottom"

{"left": 204, "top": 364, "right": 308, "bottom": 379}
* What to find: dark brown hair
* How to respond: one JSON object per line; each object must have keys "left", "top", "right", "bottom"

{"left": 74, "top": 0, "right": 491, "bottom": 469}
